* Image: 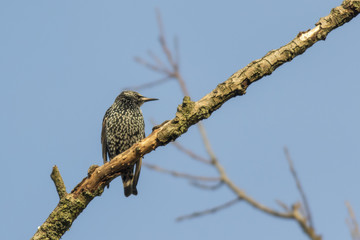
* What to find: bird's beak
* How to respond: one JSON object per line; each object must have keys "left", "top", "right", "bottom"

{"left": 141, "top": 96, "right": 158, "bottom": 102}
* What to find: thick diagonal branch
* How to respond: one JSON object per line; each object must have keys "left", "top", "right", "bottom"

{"left": 31, "top": 1, "right": 360, "bottom": 239}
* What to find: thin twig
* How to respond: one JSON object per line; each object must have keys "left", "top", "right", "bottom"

{"left": 126, "top": 76, "right": 172, "bottom": 91}
{"left": 197, "top": 123, "right": 217, "bottom": 163}
{"left": 213, "top": 159, "right": 294, "bottom": 218}
{"left": 148, "top": 50, "right": 168, "bottom": 72}
{"left": 144, "top": 163, "right": 220, "bottom": 182}
{"left": 176, "top": 198, "right": 241, "bottom": 222}
{"left": 190, "top": 181, "right": 224, "bottom": 190}
{"left": 276, "top": 199, "right": 291, "bottom": 212}
{"left": 172, "top": 141, "right": 211, "bottom": 164}
{"left": 174, "top": 36, "right": 179, "bottom": 69}
{"left": 346, "top": 201, "right": 360, "bottom": 240}
{"left": 134, "top": 56, "right": 168, "bottom": 74}
{"left": 284, "top": 146, "right": 314, "bottom": 228}
{"left": 156, "top": 9, "right": 176, "bottom": 70}
{"left": 156, "top": 12, "right": 189, "bottom": 95}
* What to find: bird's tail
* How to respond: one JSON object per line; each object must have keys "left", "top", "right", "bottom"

{"left": 121, "top": 170, "right": 133, "bottom": 197}
{"left": 121, "top": 159, "right": 141, "bottom": 197}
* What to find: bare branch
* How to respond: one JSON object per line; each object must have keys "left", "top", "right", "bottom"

{"left": 190, "top": 181, "right": 224, "bottom": 190}
{"left": 134, "top": 56, "right": 169, "bottom": 74}
{"left": 174, "top": 36, "right": 180, "bottom": 69}
{"left": 126, "top": 76, "right": 172, "bottom": 91}
{"left": 213, "top": 159, "right": 294, "bottom": 218}
{"left": 197, "top": 123, "right": 217, "bottom": 163}
{"left": 172, "top": 67, "right": 189, "bottom": 96}
{"left": 144, "top": 163, "right": 220, "bottom": 182}
{"left": 346, "top": 201, "right": 360, "bottom": 240}
{"left": 147, "top": 50, "right": 168, "bottom": 72}
{"left": 50, "top": 165, "right": 67, "bottom": 200}
{"left": 292, "top": 204, "right": 322, "bottom": 240}
{"left": 276, "top": 200, "right": 291, "bottom": 212}
{"left": 156, "top": 10, "right": 176, "bottom": 70}
{"left": 176, "top": 198, "right": 241, "bottom": 222}
{"left": 284, "top": 146, "right": 314, "bottom": 228}
{"left": 172, "top": 141, "right": 211, "bottom": 164}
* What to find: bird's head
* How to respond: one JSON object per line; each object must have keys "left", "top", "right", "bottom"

{"left": 116, "top": 90, "right": 158, "bottom": 106}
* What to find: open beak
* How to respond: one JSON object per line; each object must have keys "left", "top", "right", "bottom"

{"left": 141, "top": 96, "right": 159, "bottom": 102}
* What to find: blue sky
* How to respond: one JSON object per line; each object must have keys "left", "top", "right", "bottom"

{"left": 1, "top": 0, "right": 359, "bottom": 239}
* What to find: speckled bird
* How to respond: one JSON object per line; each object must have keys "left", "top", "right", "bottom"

{"left": 101, "top": 90, "right": 158, "bottom": 197}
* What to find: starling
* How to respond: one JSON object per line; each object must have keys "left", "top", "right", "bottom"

{"left": 101, "top": 90, "right": 158, "bottom": 197}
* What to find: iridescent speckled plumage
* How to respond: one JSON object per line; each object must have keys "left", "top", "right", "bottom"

{"left": 101, "top": 90, "right": 157, "bottom": 197}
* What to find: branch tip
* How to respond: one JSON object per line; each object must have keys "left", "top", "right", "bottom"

{"left": 284, "top": 146, "right": 314, "bottom": 228}
{"left": 346, "top": 201, "right": 360, "bottom": 240}
{"left": 176, "top": 198, "right": 241, "bottom": 222}
{"left": 50, "top": 165, "right": 67, "bottom": 199}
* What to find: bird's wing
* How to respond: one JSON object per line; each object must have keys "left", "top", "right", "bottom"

{"left": 132, "top": 157, "right": 142, "bottom": 194}
{"left": 101, "top": 112, "right": 108, "bottom": 164}
{"left": 131, "top": 129, "right": 145, "bottom": 190}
